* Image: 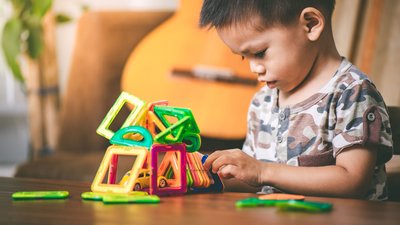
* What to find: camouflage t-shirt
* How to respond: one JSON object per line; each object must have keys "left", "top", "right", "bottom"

{"left": 242, "top": 58, "right": 393, "bottom": 200}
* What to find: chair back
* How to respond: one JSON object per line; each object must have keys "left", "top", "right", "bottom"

{"left": 388, "top": 106, "right": 400, "bottom": 155}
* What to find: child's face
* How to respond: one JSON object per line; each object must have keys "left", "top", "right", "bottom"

{"left": 216, "top": 17, "right": 318, "bottom": 93}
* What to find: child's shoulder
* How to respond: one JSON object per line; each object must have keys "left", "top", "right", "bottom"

{"left": 329, "top": 59, "right": 384, "bottom": 104}
{"left": 330, "top": 59, "right": 377, "bottom": 92}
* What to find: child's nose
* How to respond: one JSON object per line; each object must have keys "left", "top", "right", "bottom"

{"left": 249, "top": 61, "right": 266, "bottom": 75}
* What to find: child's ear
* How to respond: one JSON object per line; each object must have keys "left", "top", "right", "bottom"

{"left": 299, "top": 7, "right": 325, "bottom": 41}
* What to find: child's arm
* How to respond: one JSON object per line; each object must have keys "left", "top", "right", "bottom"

{"left": 204, "top": 146, "right": 377, "bottom": 198}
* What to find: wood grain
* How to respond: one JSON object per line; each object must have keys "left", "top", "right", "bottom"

{"left": 1, "top": 177, "right": 400, "bottom": 225}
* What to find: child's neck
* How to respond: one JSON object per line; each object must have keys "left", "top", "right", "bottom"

{"left": 278, "top": 36, "right": 341, "bottom": 108}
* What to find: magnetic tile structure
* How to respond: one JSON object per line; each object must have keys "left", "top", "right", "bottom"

{"left": 91, "top": 92, "right": 221, "bottom": 196}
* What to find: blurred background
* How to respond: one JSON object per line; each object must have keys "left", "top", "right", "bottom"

{"left": 0, "top": 0, "right": 178, "bottom": 176}
{"left": 0, "top": 0, "right": 399, "bottom": 181}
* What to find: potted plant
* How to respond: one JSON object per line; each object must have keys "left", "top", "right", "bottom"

{"left": 1, "top": 0, "right": 58, "bottom": 160}
{"left": 2, "top": 0, "right": 53, "bottom": 82}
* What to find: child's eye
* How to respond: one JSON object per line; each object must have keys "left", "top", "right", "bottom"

{"left": 254, "top": 49, "right": 267, "bottom": 59}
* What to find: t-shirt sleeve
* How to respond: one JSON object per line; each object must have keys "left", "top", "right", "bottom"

{"left": 332, "top": 79, "right": 393, "bottom": 164}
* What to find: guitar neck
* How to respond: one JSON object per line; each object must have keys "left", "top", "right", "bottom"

{"left": 171, "top": 68, "right": 258, "bottom": 86}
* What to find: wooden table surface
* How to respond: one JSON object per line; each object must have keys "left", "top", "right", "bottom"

{"left": 1, "top": 177, "right": 400, "bottom": 225}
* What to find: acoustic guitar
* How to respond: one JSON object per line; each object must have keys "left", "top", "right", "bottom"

{"left": 121, "top": 0, "right": 262, "bottom": 139}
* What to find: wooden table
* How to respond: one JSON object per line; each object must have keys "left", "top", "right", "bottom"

{"left": 1, "top": 177, "right": 400, "bottom": 225}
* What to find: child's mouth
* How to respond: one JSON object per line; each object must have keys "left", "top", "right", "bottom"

{"left": 258, "top": 73, "right": 277, "bottom": 88}
{"left": 266, "top": 81, "right": 277, "bottom": 88}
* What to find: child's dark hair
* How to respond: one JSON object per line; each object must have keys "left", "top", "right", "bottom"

{"left": 200, "top": 0, "right": 336, "bottom": 29}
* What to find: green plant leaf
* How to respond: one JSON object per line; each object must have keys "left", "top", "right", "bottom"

{"left": 10, "top": 0, "right": 27, "bottom": 14}
{"left": 26, "top": 24, "right": 43, "bottom": 59}
{"left": 1, "top": 18, "right": 24, "bottom": 82}
{"left": 31, "top": 0, "right": 52, "bottom": 18}
{"left": 55, "top": 13, "right": 72, "bottom": 24}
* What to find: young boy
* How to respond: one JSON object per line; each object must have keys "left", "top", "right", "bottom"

{"left": 200, "top": 0, "right": 393, "bottom": 200}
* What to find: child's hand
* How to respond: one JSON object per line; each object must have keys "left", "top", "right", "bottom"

{"left": 203, "top": 149, "right": 264, "bottom": 187}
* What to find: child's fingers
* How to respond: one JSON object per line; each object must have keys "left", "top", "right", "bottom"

{"left": 203, "top": 150, "right": 226, "bottom": 170}
{"left": 217, "top": 164, "right": 239, "bottom": 179}
{"left": 210, "top": 153, "right": 239, "bottom": 173}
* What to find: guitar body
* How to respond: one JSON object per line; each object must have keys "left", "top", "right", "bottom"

{"left": 121, "top": 0, "right": 262, "bottom": 139}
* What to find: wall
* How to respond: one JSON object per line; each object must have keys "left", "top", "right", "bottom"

{"left": 370, "top": 0, "right": 400, "bottom": 106}
{"left": 332, "top": 0, "right": 361, "bottom": 59}
{"left": 334, "top": 0, "right": 400, "bottom": 106}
